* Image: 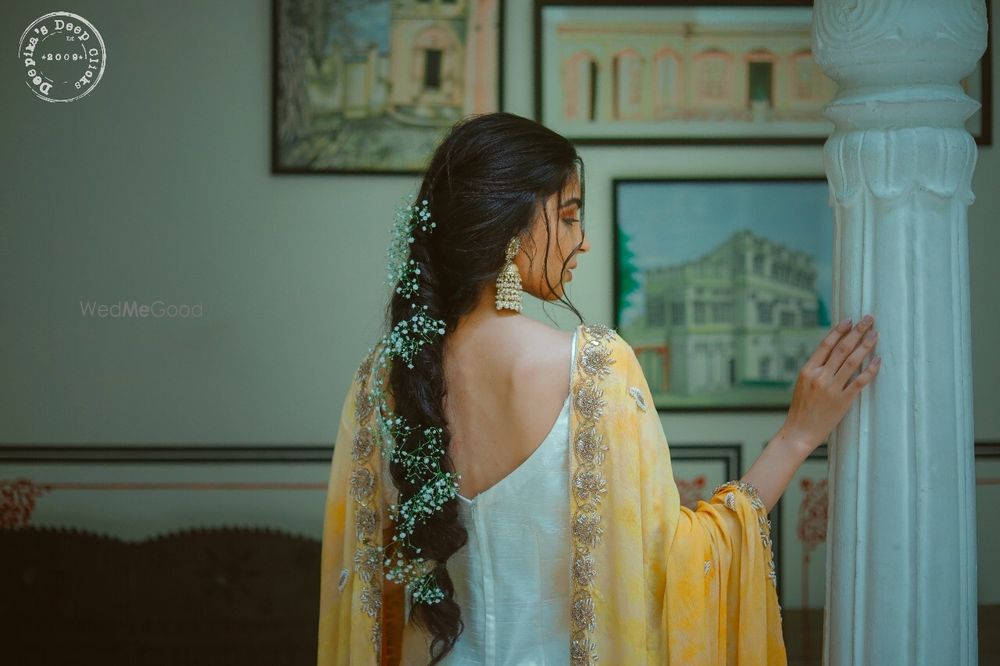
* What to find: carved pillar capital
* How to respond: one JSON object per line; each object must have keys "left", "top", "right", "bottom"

{"left": 813, "top": 0, "right": 986, "bottom": 88}
{"left": 813, "top": 0, "right": 986, "bottom": 135}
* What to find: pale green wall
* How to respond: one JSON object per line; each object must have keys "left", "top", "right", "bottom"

{"left": 1, "top": 0, "right": 995, "bottom": 444}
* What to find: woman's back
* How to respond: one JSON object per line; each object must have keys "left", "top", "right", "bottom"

{"left": 443, "top": 318, "right": 574, "bottom": 501}
{"left": 400, "top": 324, "right": 578, "bottom": 664}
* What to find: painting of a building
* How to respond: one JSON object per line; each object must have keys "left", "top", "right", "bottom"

{"left": 274, "top": 0, "right": 499, "bottom": 172}
{"left": 538, "top": 6, "right": 839, "bottom": 140}
{"left": 622, "top": 229, "right": 829, "bottom": 407}
{"left": 386, "top": 0, "right": 497, "bottom": 123}
{"left": 553, "top": 21, "right": 832, "bottom": 125}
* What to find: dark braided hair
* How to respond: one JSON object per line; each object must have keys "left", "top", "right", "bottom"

{"left": 384, "top": 111, "right": 586, "bottom": 663}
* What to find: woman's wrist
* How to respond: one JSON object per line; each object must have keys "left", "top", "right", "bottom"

{"left": 740, "top": 430, "right": 809, "bottom": 513}
{"left": 772, "top": 423, "right": 819, "bottom": 462}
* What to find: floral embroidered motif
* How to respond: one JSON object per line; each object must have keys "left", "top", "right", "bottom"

{"left": 571, "top": 637, "right": 599, "bottom": 665}
{"left": 353, "top": 350, "right": 377, "bottom": 423}
{"left": 714, "top": 479, "right": 778, "bottom": 590}
{"left": 360, "top": 585, "right": 382, "bottom": 617}
{"left": 628, "top": 386, "right": 647, "bottom": 412}
{"left": 704, "top": 560, "right": 712, "bottom": 575}
{"left": 580, "top": 342, "right": 614, "bottom": 378}
{"left": 573, "top": 470, "right": 608, "bottom": 504}
{"left": 354, "top": 389, "right": 373, "bottom": 423}
{"left": 573, "top": 549, "right": 597, "bottom": 586}
{"left": 573, "top": 383, "right": 605, "bottom": 422}
{"left": 354, "top": 370, "right": 374, "bottom": 421}
{"left": 352, "top": 428, "right": 374, "bottom": 462}
{"left": 349, "top": 347, "right": 383, "bottom": 660}
{"left": 569, "top": 323, "right": 616, "bottom": 664}
{"left": 574, "top": 426, "right": 607, "bottom": 465}
{"left": 573, "top": 511, "right": 604, "bottom": 548}
{"left": 355, "top": 505, "right": 377, "bottom": 541}
{"left": 350, "top": 467, "right": 375, "bottom": 500}
{"left": 354, "top": 544, "right": 382, "bottom": 583}
{"left": 571, "top": 590, "right": 597, "bottom": 632}
{"left": 357, "top": 351, "right": 374, "bottom": 385}
{"left": 585, "top": 322, "right": 616, "bottom": 341}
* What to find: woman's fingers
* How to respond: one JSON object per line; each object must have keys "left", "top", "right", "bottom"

{"left": 783, "top": 314, "right": 882, "bottom": 452}
{"left": 804, "top": 318, "right": 853, "bottom": 371}
{"left": 847, "top": 354, "right": 882, "bottom": 394}
{"left": 826, "top": 315, "right": 875, "bottom": 376}
{"left": 833, "top": 327, "right": 878, "bottom": 388}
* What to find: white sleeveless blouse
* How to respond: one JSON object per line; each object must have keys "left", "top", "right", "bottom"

{"left": 399, "top": 331, "right": 577, "bottom": 665}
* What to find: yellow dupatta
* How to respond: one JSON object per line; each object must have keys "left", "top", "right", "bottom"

{"left": 318, "top": 323, "right": 786, "bottom": 665}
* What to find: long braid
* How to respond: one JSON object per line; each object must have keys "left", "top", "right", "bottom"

{"left": 386, "top": 181, "right": 467, "bottom": 663}
{"left": 374, "top": 111, "right": 586, "bottom": 664}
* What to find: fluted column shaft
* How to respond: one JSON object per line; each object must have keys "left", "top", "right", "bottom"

{"left": 811, "top": 1, "right": 986, "bottom": 664}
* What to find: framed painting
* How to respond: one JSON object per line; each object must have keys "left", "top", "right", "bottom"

{"left": 613, "top": 177, "right": 834, "bottom": 411}
{"left": 668, "top": 443, "right": 742, "bottom": 509}
{"left": 272, "top": 0, "right": 504, "bottom": 174}
{"left": 534, "top": 0, "right": 992, "bottom": 145}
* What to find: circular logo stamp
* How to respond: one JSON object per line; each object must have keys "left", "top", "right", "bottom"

{"left": 19, "top": 11, "right": 107, "bottom": 103}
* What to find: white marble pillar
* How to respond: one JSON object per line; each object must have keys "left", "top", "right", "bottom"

{"left": 811, "top": 1, "right": 986, "bottom": 664}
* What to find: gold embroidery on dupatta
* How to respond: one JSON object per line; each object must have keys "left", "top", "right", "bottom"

{"left": 713, "top": 479, "right": 779, "bottom": 591}
{"left": 569, "top": 323, "right": 616, "bottom": 665}
{"left": 354, "top": 357, "right": 375, "bottom": 423}
{"left": 350, "top": 347, "right": 384, "bottom": 657}
{"left": 352, "top": 429, "right": 374, "bottom": 463}
{"left": 574, "top": 426, "right": 607, "bottom": 465}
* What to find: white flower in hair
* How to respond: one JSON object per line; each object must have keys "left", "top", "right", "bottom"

{"left": 359, "top": 194, "right": 457, "bottom": 606}
{"left": 386, "top": 194, "right": 436, "bottom": 300}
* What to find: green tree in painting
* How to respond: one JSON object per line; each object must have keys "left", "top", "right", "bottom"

{"left": 617, "top": 225, "right": 641, "bottom": 322}
{"left": 817, "top": 294, "right": 831, "bottom": 326}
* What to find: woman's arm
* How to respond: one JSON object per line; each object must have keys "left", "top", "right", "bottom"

{"left": 741, "top": 315, "right": 882, "bottom": 513}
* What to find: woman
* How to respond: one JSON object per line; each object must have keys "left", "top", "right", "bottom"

{"left": 317, "top": 112, "right": 881, "bottom": 665}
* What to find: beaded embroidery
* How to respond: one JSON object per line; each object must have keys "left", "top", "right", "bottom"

{"left": 350, "top": 348, "right": 384, "bottom": 657}
{"left": 569, "top": 323, "right": 616, "bottom": 665}
{"left": 713, "top": 479, "right": 779, "bottom": 592}
{"left": 574, "top": 426, "right": 607, "bottom": 465}
{"left": 628, "top": 386, "right": 647, "bottom": 412}
{"left": 351, "top": 429, "right": 374, "bottom": 463}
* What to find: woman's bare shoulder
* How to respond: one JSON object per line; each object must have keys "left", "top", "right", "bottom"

{"left": 511, "top": 321, "right": 633, "bottom": 372}
{"left": 509, "top": 319, "right": 576, "bottom": 370}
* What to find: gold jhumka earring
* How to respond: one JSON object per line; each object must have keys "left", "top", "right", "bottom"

{"left": 495, "top": 236, "right": 523, "bottom": 312}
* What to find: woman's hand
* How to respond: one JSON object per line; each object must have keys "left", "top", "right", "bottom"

{"left": 780, "top": 315, "right": 882, "bottom": 454}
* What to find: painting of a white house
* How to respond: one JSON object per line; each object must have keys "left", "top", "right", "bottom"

{"left": 615, "top": 178, "right": 833, "bottom": 409}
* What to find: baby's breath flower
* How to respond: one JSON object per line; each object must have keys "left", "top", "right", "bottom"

{"left": 357, "top": 195, "right": 452, "bottom": 605}
{"left": 386, "top": 194, "right": 434, "bottom": 300}
{"left": 411, "top": 570, "right": 446, "bottom": 605}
